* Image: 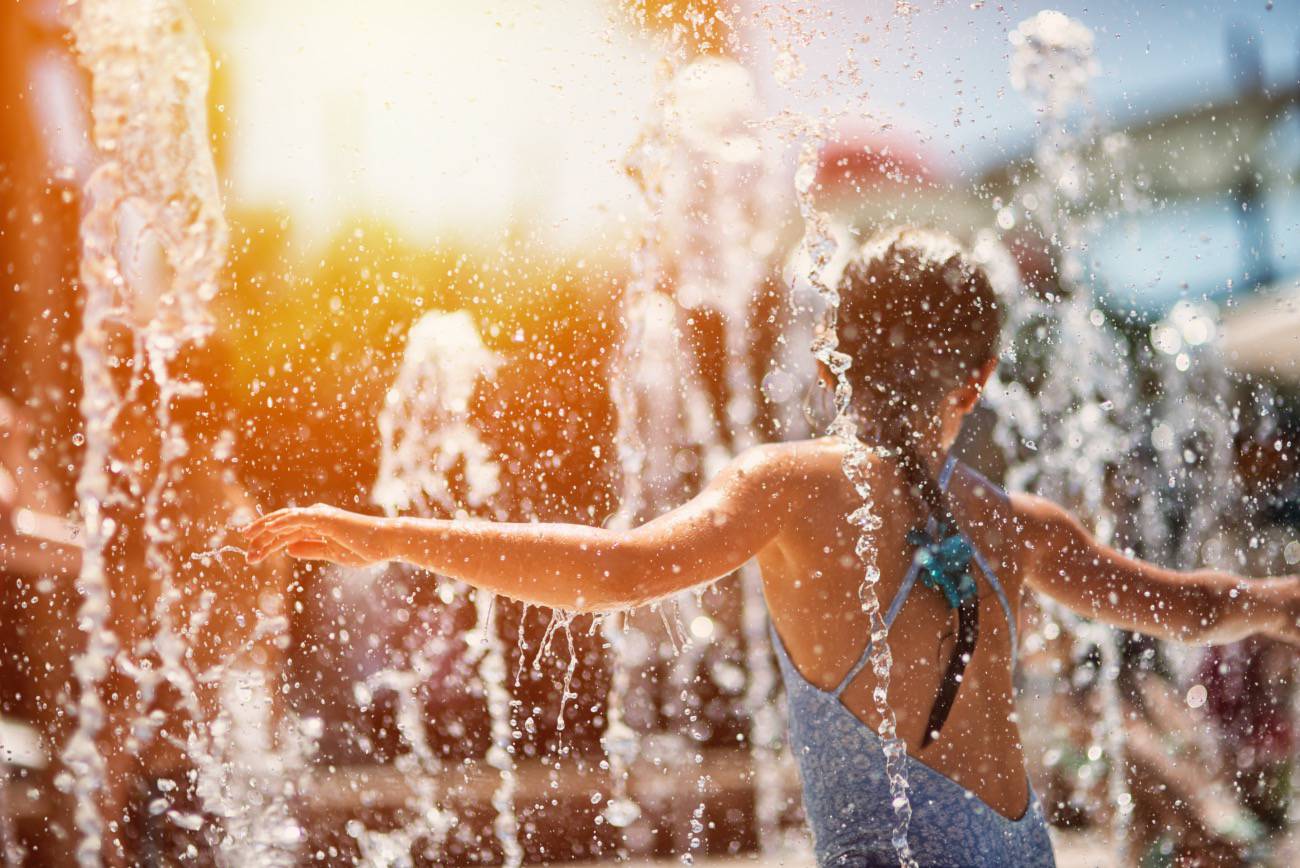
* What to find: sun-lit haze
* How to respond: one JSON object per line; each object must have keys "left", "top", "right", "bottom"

{"left": 205, "top": 0, "right": 658, "bottom": 246}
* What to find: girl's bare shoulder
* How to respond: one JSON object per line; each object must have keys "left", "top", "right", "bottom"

{"left": 737, "top": 437, "right": 875, "bottom": 491}
{"left": 946, "top": 462, "right": 1029, "bottom": 581}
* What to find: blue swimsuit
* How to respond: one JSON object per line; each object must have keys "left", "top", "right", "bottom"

{"left": 770, "top": 457, "right": 1056, "bottom": 867}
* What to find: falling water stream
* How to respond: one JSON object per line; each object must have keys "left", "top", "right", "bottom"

{"left": 792, "top": 137, "right": 915, "bottom": 867}
{"left": 61, "top": 0, "right": 228, "bottom": 864}
{"left": 604, "top": 32, "right": 822, "bottom": 857}
{"left": 662, "top": 57, "right": 788, "bottom": 853}
{"left": 600, "top": 48, "right": 679, "bottom": 844}
{"left": 749, "top": 0, "right": 922, "bottom": 857}
{"left": 366, "top": 310, "right": 517, "bottom": 866}
{"left": 989, "top": 10, "right": 1253, "bottom": 860}
{"left": 988, "top": 12, "right": 1141, "bottom": 855}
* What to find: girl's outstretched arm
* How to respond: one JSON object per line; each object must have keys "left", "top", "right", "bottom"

{"left": 1014, "top": 492, "right": 1300, "bottom": 644}
{"left": 242, "top": 444, "right": 792, "bottom": 613}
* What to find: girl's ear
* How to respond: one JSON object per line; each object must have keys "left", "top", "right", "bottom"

{"left": 951, "top": 359, "right": 997, "bottom": 414}
{"left": 972, "top": 357, "right": 997, "bottom": 392}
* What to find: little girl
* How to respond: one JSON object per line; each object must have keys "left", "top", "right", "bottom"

{"left": 244, "top": 227, "right": 1300, "bottom": 866}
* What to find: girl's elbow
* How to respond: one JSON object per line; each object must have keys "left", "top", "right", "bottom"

{"left": 575, "top": 532, "right": 723, "bottom": 612}
{"left": 568, "top": 577, "right": 636, "bottom": 613}
{"left": 566, "top": 565, "right": 657, "bottom": 614}
{"left": 1171, "top": 598, "right": 1250, "bottom": 645}
{"left": 576, "top": 569, "right": 684, "bottom": 614}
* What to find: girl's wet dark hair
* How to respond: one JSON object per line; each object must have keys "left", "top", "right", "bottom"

{"left": 836, "top": 225, "right": 1001, "bottom": 546}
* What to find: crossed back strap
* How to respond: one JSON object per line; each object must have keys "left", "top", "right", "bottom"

{"left": 832, "top": 455, "right": 1017, "bottom": 746}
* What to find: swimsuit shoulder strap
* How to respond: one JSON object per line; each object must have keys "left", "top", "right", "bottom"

{"left": 944, "top": 458, "right": 1018, "bottom": 658}
{"left": 971, "top": 547, "right": 1018, "bottom": 662}
{"left": 938, "top": 451, "right": 959, "bottom": 488}
{"left": 831, "top": 555, "right": 925, "bottom": 698}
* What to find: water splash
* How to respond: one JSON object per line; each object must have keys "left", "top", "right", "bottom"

{"left": 357, "top": 653, "right": 456, "bottom": 865}
{"left": 467, "top": 594, "right": 524, "bottom": 867}
{"left": 660, "top": 56, "right": 788, "bottom": 850}
{"left": 988, "top": 12, "right": 1137, "bottom": 856}
{"left": 365, "top": 309, "right": 520, "bottom": 866}
{"left": 601, "top": 47, "right": 679, "bottom": 839}
{"left": 990, "top": 9, "right": 1249, "bottom": 857}
{"left": 190, "top": 544, "right": 249, "bottom": 563}
{"left": 748, "top": 0, "right": 916, "bottom": 856}
{"left": 60, "top": 158, "right": 125, "bottom": 866}
{"left": 191, "top": 665, "right": 305, "bottom": 866}
{"left": 597, "top": 613, "right": 642, "bottom": 830}
{"left": 374, "top": 310, "right": 503, "bottom": 517}
{"left": 61, "top": 0, "right": 228, "bottom": 862}
{"left": 1009, "top": 11, "right": 1099, "bottom": 123}
{"left": 792, "top": 137, "right": 915, "bottom": 867}
{"left": 0, "top": 765, "right": 21, "bottom": 867}
{"left": 607, "top": 45, "right": 798, "bottom": 854}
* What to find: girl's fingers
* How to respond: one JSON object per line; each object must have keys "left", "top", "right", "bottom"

{"left": 243, "top": 507, "right": 299, "bottom": 534}
{"left": 245, "top": 505, "right": 331, "bottom": 536}
{"left": 241, "top": 506, "right": 373, "bottom": 565}
{"left": 246, "top": 515, "right": 323, "bottom": 552}
{"left": 243, "top": 519, "right": 289, "bottom": 548}
{"left": 247, "top": 513, "right": 311, "bottom": 541}
{"left": 249, "top": 527, "right": 323, "bottom": 563}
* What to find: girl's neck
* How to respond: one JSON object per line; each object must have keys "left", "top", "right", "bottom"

{"left": 849, "top": 413, "right": 952, "bottom": 475}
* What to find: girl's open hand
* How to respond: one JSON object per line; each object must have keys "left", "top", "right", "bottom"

{"left": 241, "top": 504, "right": 389, "bottom": 567}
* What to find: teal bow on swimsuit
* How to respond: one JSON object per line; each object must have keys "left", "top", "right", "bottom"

{"left": 907, "top": 522, "right": 979, "bottom": 609}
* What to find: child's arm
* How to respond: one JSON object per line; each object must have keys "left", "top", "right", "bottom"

{"left": 1014, "top": 492, "right": 1300, "bottom": 644}
{"left": 243, "top": 444, "right": 792, "bottom": 613}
